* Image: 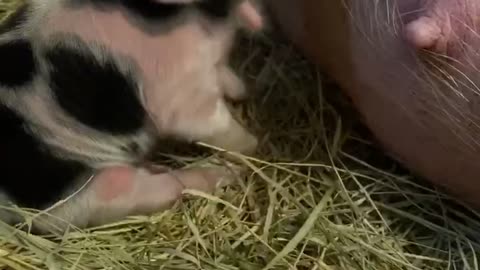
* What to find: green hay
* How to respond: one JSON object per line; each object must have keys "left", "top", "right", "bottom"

{"left": 1, "top": 2, "right": 480, "bottom": 270}
{"left": 0, "top": 0, "right": 22, "bottom": 22}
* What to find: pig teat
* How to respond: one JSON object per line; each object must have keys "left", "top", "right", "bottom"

{"left": 404, "top": 0, "right": 480, "bottom": 57}
{"left": 404, "top": 16, "right": 442, "bottom": 50}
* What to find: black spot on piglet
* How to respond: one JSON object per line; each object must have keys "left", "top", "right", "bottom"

{"left": 0, "top": 39, "right": 36, "bottom": 88}
{"left": 195, "top": 0, "right": 235, "bottom": 20}
{"left": 91, "top": 0, "right": 185, "bottom": 21}
{"left": 46, "top": 42, "right": 146, "bottom": 135}
{"left": 0, "top": 104, "right": 89, "bottom": 209}
{"left": 122, "top": 0, "right": 185, "bottom": 20}
{"left": 93, "top": 0, "right": 235, "bottom": 22}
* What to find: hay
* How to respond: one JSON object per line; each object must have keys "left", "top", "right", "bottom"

{"left": 1, "top": 2, "right": 480, "bottom": 270}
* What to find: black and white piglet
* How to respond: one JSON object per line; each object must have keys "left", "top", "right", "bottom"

{"left": 0, "top": 0, "right": 263, "bottom": 233}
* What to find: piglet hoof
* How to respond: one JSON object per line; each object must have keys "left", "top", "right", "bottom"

{"left": 171, "top": 166, "right": 240, "bottom": 195}
{"left": 204, "top": 125, "right": 258, "bottom": 155}
{"left": 218, "top": 66, "right": 249, "bottom": 102}
{"left": 236, "top": 131, "right": 258, "bottom": 155}
{"left": 404, "top": 0, "right": 479, "bottom": 58}
{"left": 229, "top": 131, "right": 258, "bottom": 156}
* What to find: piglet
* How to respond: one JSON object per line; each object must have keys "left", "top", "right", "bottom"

{"left": 0, "top": 0, "right": 263, "bottom": 234}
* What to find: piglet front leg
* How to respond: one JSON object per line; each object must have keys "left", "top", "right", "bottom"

{"left": 207, "top": 67, "right": 258, "bottom": 154}
{"left": 33, "top": 165, "right": 233, "bottom": 233}
{"left": 148, "top": 75, "right": 258, "bottom": 155}
{"left": 199, "top": 101, "right": 258, "bottom": 154}
{"left": 183, "top": 97, "right": 258, "bottom": 155}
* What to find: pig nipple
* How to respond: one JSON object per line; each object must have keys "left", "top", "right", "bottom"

{"left": 404, "top": 16, "right": 442, "bottom": 50}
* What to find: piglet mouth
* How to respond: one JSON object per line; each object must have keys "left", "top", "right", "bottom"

{"left": 403, "top": 0, "right": 480, "bottom": 58}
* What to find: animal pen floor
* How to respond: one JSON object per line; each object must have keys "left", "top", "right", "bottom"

{"left": 1, "top": 1, "right": 480, "bottom": 269}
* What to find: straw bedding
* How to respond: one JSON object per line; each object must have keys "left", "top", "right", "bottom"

{"left": 0, "top": 1, "right": 480, "bottom": 269}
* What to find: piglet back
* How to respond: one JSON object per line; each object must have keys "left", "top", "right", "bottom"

{"left": 0, "top": 2, "right": 153, "bottom": 212}
{"left": 0, "top": 36, "right": 90, "bottom": 210}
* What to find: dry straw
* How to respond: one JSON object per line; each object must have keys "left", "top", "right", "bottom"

{"left": 1, "top": 1, "right": 480, "bottom": 269}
